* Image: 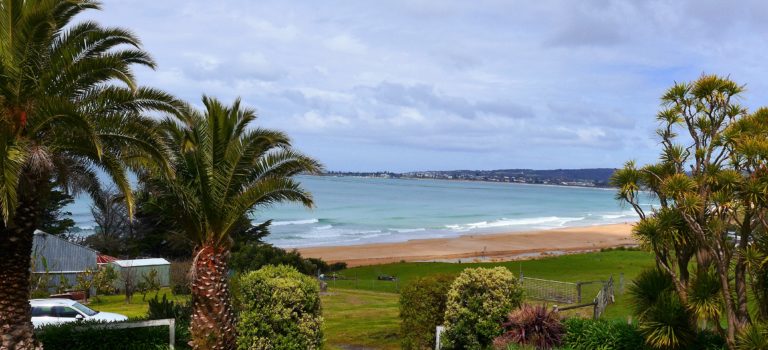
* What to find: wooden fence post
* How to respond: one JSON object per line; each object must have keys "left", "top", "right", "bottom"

{"left": 576, "top": 282, "right": 582, "bottom": 303}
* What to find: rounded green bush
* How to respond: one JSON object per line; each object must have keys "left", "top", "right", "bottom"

{"left": 442, "top": 267, "right": 523, "bottom": 349}
{"left": 400, "top": 274, "right": 456, "bottom": 350}
{"left": 236, "top": 265, "right": 323, "bottom": 350}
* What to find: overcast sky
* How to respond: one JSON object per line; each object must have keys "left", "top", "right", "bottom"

{"left": 84, "top": 1, "right": 768, "bottom": 172}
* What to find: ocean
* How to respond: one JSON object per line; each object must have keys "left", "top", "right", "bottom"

{"left": 63, "top": 176, "right": 643, "bottom": 248}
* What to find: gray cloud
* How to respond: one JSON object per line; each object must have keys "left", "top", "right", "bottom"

{"left": 80, "top": 0, "right": 768, "bottom": 171}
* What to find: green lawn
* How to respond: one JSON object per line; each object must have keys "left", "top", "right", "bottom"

{"left": 327, "top": 249, "right": 655, "bottom": 319}
{"left": 87, "top": 286, "right": 401, "bottom": 350}
{"left": 318, "top": 249, "right": 654, "bottom": 349}
{"left": 322, "top": 289, "right": 400, "bottom": 350}
{"left": 86, "top": 250, "right": 655, "bottom": 350}
{"left": 87, "top": 288, "right": 188, "bottom": 319}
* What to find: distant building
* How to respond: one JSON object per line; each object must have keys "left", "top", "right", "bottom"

{"left": 31, "top": 231, "right": 98, "bottom": 291}
{"left": 110, "top": 258, "right": 171, "bottom": 290}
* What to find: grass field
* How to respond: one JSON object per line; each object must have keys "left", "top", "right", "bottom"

{"left": 325, "top": 249, "right": 654, "bottom": 319}
{"left": 322, "top": 289, "right": 400, "bottom": 350}
{"left": 87, "top": 249, "right": 655, "bottom": 349}
{"left": 87, "top": 288, "right": 188, "bottom": 319}
{"left": 318, "top": 249, "right": 655, "bottom": 349}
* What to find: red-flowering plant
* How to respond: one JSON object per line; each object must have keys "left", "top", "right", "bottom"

{"left": 493, "top": 304, "right": 565, "bottom": 350}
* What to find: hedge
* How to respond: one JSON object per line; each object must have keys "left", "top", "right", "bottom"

{"left": 236, "top": 264, "right": 323, "bottom": 350}
{"left": 36, "top": 320, "right": 176, "bottom": 350}
{"left": 442, "top": 267, "right": 523, "bottom": 349}
{"left": 400, "top": 274, "right": 456, "bottom": 349}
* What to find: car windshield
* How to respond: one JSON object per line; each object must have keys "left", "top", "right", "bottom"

{"left": 71, "top": 302, "right": 98, "bottom": 316}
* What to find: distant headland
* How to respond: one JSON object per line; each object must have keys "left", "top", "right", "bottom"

{"left": 322, "top": 168, "right": 617, "bottom": 188}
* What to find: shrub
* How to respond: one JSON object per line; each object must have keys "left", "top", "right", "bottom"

{"left": 170, "top": 260, "right": 191, "bottom": 295}
{"left": 236, "top": 265, "right": 323, "bottom": 350}
{"left": 93, "top": 265, "right": 118, "bottom": 296}
{"left": 231, "top": 243, "right": 331, "bottom": 275}
{"left": 138, "top": 268, "right": 161, "bottom": 301}
{"left": 629, "top": 268, "right": 696, "bottom": 349}
{"left": 36, "top": 320, "right": 174, "bottom": 350}
{"left": 146, "top": 294, "right": 192, "bottom": 348}
{"left": 147, "top": 294, "right": 192, "bottom": 324}
{"left": 400, "top": 274, "right": 456, "bottom": 350}
{"left": 442, "top": 267, "right": 523, "bottom": 350}
{"left": 736, "top": 323, "right": 768, "bottom": 350}
{"left": 75, "top": 268, "right": 97, "bottom": 299}
{"left": 693, "top": 330, "right": 725, "bottom": 350}
{"left": 493, "top": 304, "right": 564, "bottom": 350}
{"left": 56, "top": 274, "right": 71, "bottom": 294}
{"left": 329, "top": 262, "right": 347, "bottom": 272}
{"left": 562, "top": 318, "right": 646, "bottom": 350}
{"left": 561, "top": 318, "right": 723, "bottom": 350}
{"left": 30, "top": 289, "right": 50, "bottom": 299}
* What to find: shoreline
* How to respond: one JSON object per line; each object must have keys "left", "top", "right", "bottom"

{"left": 317, "top": 174, "right": 615, "bottom": 190}
{"left": 298, "top": 223, "right": 636, "bottom": 267}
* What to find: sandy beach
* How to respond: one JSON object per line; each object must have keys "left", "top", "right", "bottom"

{"left": 299, "top": 223, "right": 636, "bottom": 267}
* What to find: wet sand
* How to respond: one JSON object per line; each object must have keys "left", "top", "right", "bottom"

{"left": 298, "top": 223, "right": 636, "bottom": 267}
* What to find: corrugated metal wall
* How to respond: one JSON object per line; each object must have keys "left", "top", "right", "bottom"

{"left": 112, "top": 264, "right": 171, "bottom": 290}
{"left": 31, "top": 232, "right": 98, "bottom": 273}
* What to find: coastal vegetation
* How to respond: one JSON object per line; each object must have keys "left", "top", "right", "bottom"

{"left": 399, "top": 274, "right": 455, "bottom": 350}
{"left": 3, "top": 1, "right": 767, "bottom": 350}
{"left": 612, "top": 75, "right": 768, "bottom": 349}
{"left": 442, "top": 267, "right": 524, "bottom": 349}
{"left": 78, "top": 250, "right": 653, "bottom": 350}
{"left": 236, "top": 265, "right": 324, "bottom": 349}
{"left": 0, "top": 1, "right": 320, "bottom": 348}
{"left": 0, "top": 0, "right": 182, "bottom": 347}
{"left": 140, "top": 97, "right": 321, "bottom": 348}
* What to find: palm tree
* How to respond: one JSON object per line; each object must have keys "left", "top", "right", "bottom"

{"left": 149, "top": 96, "right": 322, "bottom": 349}
{"left": 0, "top": 1, "right": 178, "bottom": 348}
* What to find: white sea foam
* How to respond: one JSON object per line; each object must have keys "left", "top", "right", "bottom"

{"left": 601, "top": 211, "right": 639, "bottom": 220}
{"left": 447, "top": 216, "right": 585, "bottom": 231}
{"left": 601, "top": 214, "right": 626, "bottom": 220}
{"left": 392, "top": 228, "right": 426, "bottom": 233}
{"left": 271, "top": 218, "right": 320, "bottom": 226}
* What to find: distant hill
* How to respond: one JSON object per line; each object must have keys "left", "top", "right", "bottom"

{"left": 324, "top": 168, "right": 618, "bottom": 188}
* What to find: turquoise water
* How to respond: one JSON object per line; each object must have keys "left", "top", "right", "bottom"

{"left": 255, "top": 176, "right": 642, "bottom": 247}
{"left": 63, "top": 176, "right": 644, "bottom": 248}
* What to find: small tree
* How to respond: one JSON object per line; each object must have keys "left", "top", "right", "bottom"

{"left": 612, "top": 75, "right": 768, "bottom": 348}
{"left": 119, "top": 267, "right": 138, "bottom": 304}
{"left": 139, "top": 268, "right": 161, "bottom": 301}
{"left": 86, "top": 189, "right": 133, "bottom": 256}
{"left": 170, "top": 260, "right": 191, "bottom": 295}
{"left": 400, "top": 274, "right": 455, "bottom": 350}
{"left": 29, "top": 255, "right": 52, "bottom": 298}
{"left": 92, "top": 265, "right": 118, "bottom": 300}
{"left": 75, "top": 268, "right": 98, "bottom": 300}
{"left": 55, "top": 275, "right": 71, "bottom": 294}
{"left": 237, "top": 265, "right": 323, "bottom": 350}
{"left": 442, "top": 267, "right": 523, "bottom": 349}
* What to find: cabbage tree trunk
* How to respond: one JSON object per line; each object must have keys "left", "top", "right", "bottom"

{"left": 189, "top": 244, "right": 237, "bottom": 350}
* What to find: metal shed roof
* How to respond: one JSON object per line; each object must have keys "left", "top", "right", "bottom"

{"left": 112, "top": 258, "right": 170, "bottom": 267}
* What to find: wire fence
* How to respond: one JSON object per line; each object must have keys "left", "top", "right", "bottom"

{"left": 520, "top": 277, "right": 580, "bottom": 304}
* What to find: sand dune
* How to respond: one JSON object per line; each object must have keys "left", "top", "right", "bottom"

{"left": 298, "top": 223, "right": 636, "bottom": 267}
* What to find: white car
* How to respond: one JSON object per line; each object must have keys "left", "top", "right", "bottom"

{"left": 30, "top": 298, "right": 128, "bottom": 327}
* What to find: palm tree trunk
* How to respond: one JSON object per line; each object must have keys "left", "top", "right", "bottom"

{"left": 0, "top": 197, "right": 43, "bottom": 350}
{"left": 190, "top": 244, "right": 237, "bottom": 350}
